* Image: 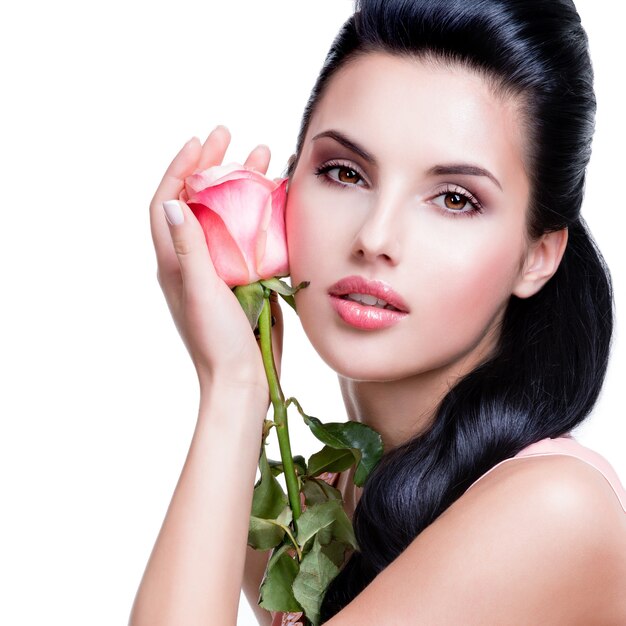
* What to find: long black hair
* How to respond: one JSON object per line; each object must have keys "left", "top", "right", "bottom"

{"left": 286, "top": 0, "right": 614, "bottom": 620}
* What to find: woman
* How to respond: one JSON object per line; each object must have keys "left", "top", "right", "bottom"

{"left": 131, "top": 0, "right": 626, "bottom": 624}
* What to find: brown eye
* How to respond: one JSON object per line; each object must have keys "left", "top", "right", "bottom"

{"left": 444, "top": 192, "right": 467, "bottom": 211}
{"left": 336, "top": 167, "right": 361, "bottom": 184}
{"left": 430, "top": 187, "right": 483, "bottom": 218}
{"left": 315, "top": 163, "right": 366, "bottom": 187}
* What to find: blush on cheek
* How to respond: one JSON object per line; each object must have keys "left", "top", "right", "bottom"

{"left": 285, "top": 192, "right": 310, "bottom": 283}
{"left": 422, "top": 242, "right": 519, "bottom": 349}
{"left": 286, "top": 190, "right": 341, "bottom": 282}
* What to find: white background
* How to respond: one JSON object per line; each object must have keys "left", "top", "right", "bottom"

{"left": 0, "top": 1, "right": 623, "bottom": 624}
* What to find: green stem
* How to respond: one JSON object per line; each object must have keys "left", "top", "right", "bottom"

{"left": 282, "top": 525, "right": 302, "bottom": 561}
{"left": 258, "top": 290, "right": 302, "bottom": 525}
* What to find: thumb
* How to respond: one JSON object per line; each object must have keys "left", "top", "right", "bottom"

{"left": 162, "top": 199, "right": 218, "bottom": 290}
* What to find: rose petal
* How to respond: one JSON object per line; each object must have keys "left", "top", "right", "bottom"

{"left": 184, "top": 162, "right": 244, "bottom": 195}
{"left": 184, "top": 165, "right": 277, "bottom": 199}
{"left": 187, "top": 202, "right": 250, "bottom": 286}
{"left": 211, "top": 168, "right": 277, "bottom": 191}
{"left": 188, "top": 177, "right": 278, "bottom": 279}
{"left": 254, "top": 193, "right": 273, "bottom": 268}
{"left": 256, "top": 179, "right": 289, "bottom": 278}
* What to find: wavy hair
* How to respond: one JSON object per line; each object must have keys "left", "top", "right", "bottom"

{"left": 285, "top": 0, "right": 614, "bottom": 620}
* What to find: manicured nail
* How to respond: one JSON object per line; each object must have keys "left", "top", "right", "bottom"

{"left": 163, "top": 200, "right": 184, "bottom": 226}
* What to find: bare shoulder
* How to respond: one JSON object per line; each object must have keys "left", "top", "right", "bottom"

{"left": 460, "top": 452, "right": 626, "bottom": 524}
{"left": 326, "top": 454, "right": 626, "bottom": 626}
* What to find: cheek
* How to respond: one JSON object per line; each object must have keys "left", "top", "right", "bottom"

{"left": 285, "top": 185, "right": 344, "bottom": 283}
{"left": 418, "top": 228, "right": 523, "bottom": 342}
{"left": 285, "top": 190, "right": 314, "bottom": 284}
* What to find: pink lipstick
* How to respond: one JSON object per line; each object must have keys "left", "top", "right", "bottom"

{"left": 328, "top": 275, "right": 409, "bottom": 330}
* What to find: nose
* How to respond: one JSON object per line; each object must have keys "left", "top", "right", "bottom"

{"left": 351, "top": 193, "right": 402, "bottom": 265}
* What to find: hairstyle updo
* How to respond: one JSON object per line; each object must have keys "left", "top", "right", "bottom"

{"left": 286, "top": 0, "right": 613, "bottom": 620}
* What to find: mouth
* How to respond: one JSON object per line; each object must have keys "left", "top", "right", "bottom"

{"left": 335, "top": 293, "right": 402, "bottom": 311}
{"left": 327, "top": 275, "right": 410, "bottom": 331}
{"left": 327, "top": 275, "right": 410, "bottom": 313}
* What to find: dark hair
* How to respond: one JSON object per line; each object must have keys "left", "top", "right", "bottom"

{"left": 286, "top": 0, "right": 614, "bottom": 621}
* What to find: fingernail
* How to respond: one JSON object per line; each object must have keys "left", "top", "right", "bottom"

{"left": 163, "top": 200, "right": 184, "bottom": 226}
{"left": 185, "top": 136, "right": 199, "bottom": 148}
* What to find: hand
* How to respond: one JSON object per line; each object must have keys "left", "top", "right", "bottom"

{"left": 149, "top": 126, "right": 284, "bottom": 398}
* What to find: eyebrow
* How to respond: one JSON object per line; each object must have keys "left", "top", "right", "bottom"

{"left": 426, "top": 164, "right": 502, "bottom": 191}
{"left": 312, "top": 128, "right": 502, "bottom": 190}
{"left": 312, "top": 129, "right": 377, "bottom": 165}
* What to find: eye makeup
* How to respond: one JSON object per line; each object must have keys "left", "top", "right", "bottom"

{"left": 314, "top": 160, "right": 367, "bottom": 188}
{"left": 429, "top": 184, "right": 484, "bottom": 218}
{"left": 314, "top": 159, "right": 486, "bottom": 219}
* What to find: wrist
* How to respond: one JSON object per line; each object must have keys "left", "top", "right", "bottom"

{"left": 198, "top": 374, "right": 269, "bottom": 419}
{"left": 198, "top": 365, "right": 268, "bottom": 395}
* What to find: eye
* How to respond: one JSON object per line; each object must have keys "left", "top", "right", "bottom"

{"left": 315, "top": 160, "right": 367, "bottom": 187}
{"left": 430, "top": 185, "right": 484, "bottom": 218}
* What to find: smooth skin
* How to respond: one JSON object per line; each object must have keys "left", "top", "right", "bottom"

{"left": 130, "top": 127, "right": 283, "bottom": 626}
{"left": 130, "top": 54, "right": 626, "bottom": 626}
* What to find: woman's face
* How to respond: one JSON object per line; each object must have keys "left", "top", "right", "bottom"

{"left": 286, "top": 52, "right": 531, "bottom": 382}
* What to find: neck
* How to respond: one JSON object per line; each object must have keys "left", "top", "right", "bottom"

{"left": 337, "top": 314, "right": 503, "bottom": 450}
{"left": 338, "top": 368, "right": 450, "bottom": 451}
{"left": 335, "top": 370, "right": 451, "bottom": 522}
{"left": 335, "top": 321, "right": 501, "bottom": 514}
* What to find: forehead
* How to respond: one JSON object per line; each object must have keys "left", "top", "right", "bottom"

{"left": 307, "top": 52, "right": 527, "bottom": 181}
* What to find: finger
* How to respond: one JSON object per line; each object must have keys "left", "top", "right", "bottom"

{"left": 161, "top": 198, "right": 219, "bottom": 294}
{"left": 244, "top": 144, "right": 271, "bottom": 175}
{"left": 197, "top": 125, "right": 232, "bottom": 171}
{"left": 150, "top": 137, "right": 202, "bottom": 276}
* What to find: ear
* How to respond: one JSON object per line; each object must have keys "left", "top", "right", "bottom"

{"left": 512, "top": 227, "right": 568, "bottom": 299}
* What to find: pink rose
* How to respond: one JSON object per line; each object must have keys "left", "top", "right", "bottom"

{"left": 180, "top": 163, "right": 289, "bottom": 287}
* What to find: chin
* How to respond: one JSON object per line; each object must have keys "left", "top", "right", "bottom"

{"left": 314, "top": 341, "right": 420, "bottom": 383}
{"left": 310, "top": 323, "right": 487, "bottom": 386}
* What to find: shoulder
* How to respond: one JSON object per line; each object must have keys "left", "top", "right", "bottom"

{"left": 439, "top": 455, "right": 626, "bottom": 620}
{"left": 325, "top": 454, "right": 626, "bottom": 625}
{"left": 454, "top": 455, "right": 626, "bottom": 593}
{"left": 461, "top": 452, "right": 626, "bottom": 521}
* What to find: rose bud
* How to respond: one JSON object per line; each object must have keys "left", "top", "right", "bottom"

{"left": 181, "top": 163, "right": 289, "bottom": 287}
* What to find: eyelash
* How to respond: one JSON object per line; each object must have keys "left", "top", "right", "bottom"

{"left": 315, "top": 160, "right": 367, "bottom": 189}
{"left": 314, "top": 160, "right": 484, "bottom": 218}
{"left": 432, "top": 184, "right": 484, "bottom": 218}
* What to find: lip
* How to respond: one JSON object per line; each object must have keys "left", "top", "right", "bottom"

{"left": 327, "top": 275, "right": 410, "bottom": 331}
{"left": 328, "top": 275, "right": 410, "bottom": 313}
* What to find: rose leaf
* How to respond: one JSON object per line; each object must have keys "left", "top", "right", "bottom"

{"left": 292, "top": 536, "right": 340, "bottom": 626}
{"left": 258, "top": 543, "right": 303, "bottom": 613}
{"left": 252, "top": 446, "right": 288, "bottom": 520}
{"left": 233, "top": 281, "right": 266, "bottom": 330}
{"left": 248, "top": 505, "right": 293, "bottom": 551}
{"left": 287, "top": 399, "right": 384, "bottom": 487}
{"left": 307, "top": 445, "right": 356, "bottom": 477}
{"left": 301, "top": 477, "right": 343, "bottom": 507}
{"left": 268, "top": 455, "right": 307, "bottom": 478}
{"left": 295, "top": 499, "right": 357, "bottom": 553}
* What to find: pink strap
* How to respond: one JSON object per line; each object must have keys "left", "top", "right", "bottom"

{"left": 466, "top": 434, "right": 626, "bottom": 512}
